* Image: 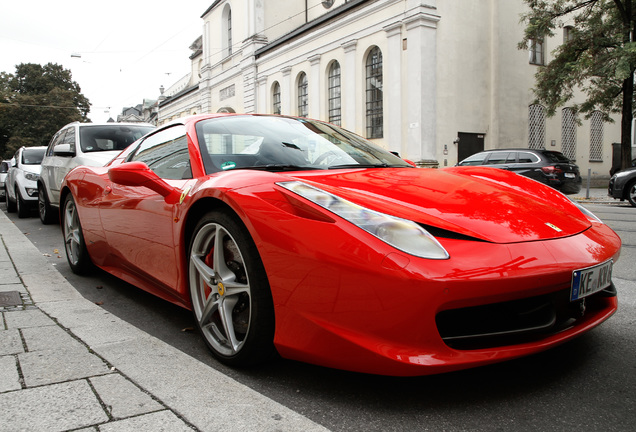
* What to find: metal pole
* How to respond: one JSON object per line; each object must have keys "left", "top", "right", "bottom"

{"left": 586, "top": 168, "right": 591, "bottom": 199}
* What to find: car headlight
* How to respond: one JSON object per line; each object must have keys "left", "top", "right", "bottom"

{"left": 570, "top": 199, "right": 603, "bottom": 224}
{"left": 278, "top": 181, "right": 450, "bottom": 259}
{"left": 24, "top": 172, "right": 40, "bottom": 181}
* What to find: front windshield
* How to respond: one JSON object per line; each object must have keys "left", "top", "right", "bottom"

{"left": 22, "top": 148, "right": 45, "bottom": 165}
{"left": 79, "top": 125, "right": 154, "bottom": 153}
{"left": 195, "top": 115, "right": 411, "bottom": 174}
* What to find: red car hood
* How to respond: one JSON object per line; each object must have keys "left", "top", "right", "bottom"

{"left": 287, "top": 166, "right": 591, "bottom": 244}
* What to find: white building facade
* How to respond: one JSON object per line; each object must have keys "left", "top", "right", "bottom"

{"left": 158, "top": 0, "right": 623, "bottom": 180}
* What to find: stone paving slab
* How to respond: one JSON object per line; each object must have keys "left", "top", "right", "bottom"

{"left": 0, "top": 380, "right": 109, "bottom": 432}
{"left": 18, "top": 345, "right": 111, "bottom": 387}
{"left": 98, "top": 410, "right": 193, "bottom": 432}
{"left": 0, "top": 356, "right": 21, "bottom": 393}
{"left": 89, "top": 373, "right": 163, "bottom": 419}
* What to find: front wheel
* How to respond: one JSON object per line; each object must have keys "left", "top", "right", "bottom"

{"left": 626, "top": 180, "right": 636, "bottom": 207}
{"left": 16, "top": 188, "right": 30, "bottom": 218}
{"left": 188, "top": 210, "right": 275, "bottom": 367}
{"left": 5, "top": 187, "right": 15, "bottom": 213}
{"left": 62, "top": 194, "right": 92, "bottom": 274}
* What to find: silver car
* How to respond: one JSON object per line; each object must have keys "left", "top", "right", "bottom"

{"left": 5, "top": 147, "right": 47, "bottom": 218}
{"left": 38, "top": 122, "right": 154, "bottom": 223}
{"left": 0, "top": 160, "right": 12, "bottom": 199}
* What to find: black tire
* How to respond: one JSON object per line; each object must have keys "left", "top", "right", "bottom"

{"left": 38, "top": 184, "right": 57, "bottom": 224}
{"left": 626, "top": 180, "right": 636, "bottom": 207}
{"left": 61, "top": 194, "right": 92, "bottom": 274}
{"left": 16, "top": 188, "right": 30, "bottom": 218}
{"left": 5, "top": 187, "right": 15, "bottom": 213}
{"left": 188, "top": 210, "right": 275, "bottom": 367}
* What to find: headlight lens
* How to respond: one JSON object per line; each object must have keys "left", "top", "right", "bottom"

{"left": 278, "top": 181, "right": 450, "bottom": 259}
{"left": 24, "top": 172, "right": 39, "bottom": 181}
{"left": 571, "top": 200, "right": 603, "bottom": 224}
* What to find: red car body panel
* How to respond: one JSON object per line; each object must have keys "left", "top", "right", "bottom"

{"left": 61, "top": 114, "right": 621, "bottom": 376}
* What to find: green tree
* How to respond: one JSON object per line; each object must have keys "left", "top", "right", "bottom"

{"left": 0, "top": 63, "right": 90, "bottom": 158}
{"left": 519, "top": 0, "right": 635, "bottom": 171}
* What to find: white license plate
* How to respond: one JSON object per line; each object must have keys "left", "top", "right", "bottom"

{"left": 571, "top": 260, "right": 613, "bottom": 301}
{"left": 564, "top": 173, "right": 576, "bottom": 178}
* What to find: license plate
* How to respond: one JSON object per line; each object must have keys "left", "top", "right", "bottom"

{"left": 564, "top": 173, "right": 576, "bottom": 178}
{"left": 571, "top": 260, "right": 613, "bottom": 301}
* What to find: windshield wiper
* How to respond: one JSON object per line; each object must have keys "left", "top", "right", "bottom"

{"left": 328, "top": 163, "right": 408, "bottom": 169}
{"left": 244, "top": 164, "right": 319, "bottom": 172}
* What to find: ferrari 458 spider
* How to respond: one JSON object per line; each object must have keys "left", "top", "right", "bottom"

{"left": 60, "top": 114, "right": 621, "bottom": 376}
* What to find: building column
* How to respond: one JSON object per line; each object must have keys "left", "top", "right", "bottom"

{"left": 405, "top": 12, "right": 439, "bottom": 164}
{"left": 383, "top": 22, "right": 403, "bottom": 155}
{"left": 281, "top": 66, "right": 292, "bottom": 115}
{"left": 256, "top": 76, "right": 268, "bottom": 113}
{"left": 341, "top": 39, "right": 358, "bottom": 132}
{"left": 308, "top": 54, "right": 321, "bottom": 119}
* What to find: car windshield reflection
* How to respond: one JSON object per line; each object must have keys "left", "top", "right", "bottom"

{"left": 195, "top": 115, "right": 411, "bottom": 173}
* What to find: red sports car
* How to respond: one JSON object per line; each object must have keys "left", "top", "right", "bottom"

{"left": 60, "top": 114, "right": 621, "bottom": 376}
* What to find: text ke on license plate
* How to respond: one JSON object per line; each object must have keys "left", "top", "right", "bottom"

{"left": 571, "top": 260, "right": 613, "bottom": 301}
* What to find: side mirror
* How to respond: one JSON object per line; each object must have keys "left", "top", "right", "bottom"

{"left": 53, "top": 144, "right": 75, "bottom": 157}
{"left": 108, "top": 161, "right": 181, "bottom": 204}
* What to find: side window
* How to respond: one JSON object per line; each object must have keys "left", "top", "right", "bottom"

{"left": 458, "top": 153, "right": 487, "bottom": 166}
{"left": 47, "top": 129, "right": 67, "bottom": 156}
{"left": 129, "top": 125, "right": 191, "bottom": 180}
{"left": 518, "top": 152, "right": 538, "bottom": 164}
{"left": 485, "top": 152, "right": 510, "bottom": 165}
{"left": 63, "top": 127, "right": 76, "bottom": 153}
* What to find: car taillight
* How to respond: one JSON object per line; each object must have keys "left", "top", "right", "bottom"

{"left": 541, "top": 166, "right": 563, "bottom": 174}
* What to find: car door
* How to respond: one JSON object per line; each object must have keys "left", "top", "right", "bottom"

{"left": 51, "top": 127, "right": 78, "bottom": 203}
{"left": 98, "top": 125, "right": 193, "bottom": 291}
{"left": 43, "top": 128, "right": 69, "bottom": 204}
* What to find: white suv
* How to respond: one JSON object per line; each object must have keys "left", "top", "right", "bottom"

{"left": 5, "top": 146, "right": 47, "bottom": 218}
{"left": 38, "top": 122, "right": 154, "bottom": 223}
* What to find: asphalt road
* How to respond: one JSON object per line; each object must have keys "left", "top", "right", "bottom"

{"left": 3, "top": 200, "right": 635, "bottom": 432}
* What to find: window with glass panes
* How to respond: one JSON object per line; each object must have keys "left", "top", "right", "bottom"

{"left": 328, "top": 62, "right": 341, "bottom": 125}
{"left": 365, "top": 47, "right": 383, "bottom": 139}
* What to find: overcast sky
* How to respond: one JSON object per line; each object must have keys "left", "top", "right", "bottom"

{"left": 1, "top": 1, "right": 211, "bottom": 123}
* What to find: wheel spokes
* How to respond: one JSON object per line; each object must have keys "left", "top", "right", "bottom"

{"left": 190, "top": 222, "right": 252, "bottom": 356}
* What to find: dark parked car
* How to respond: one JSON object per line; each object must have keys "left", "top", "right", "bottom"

{"left": 608, "top": 166, "right": 636, "bottom": 206}
{"left": 457, "top": 149, "right": 582, "bottom": 194}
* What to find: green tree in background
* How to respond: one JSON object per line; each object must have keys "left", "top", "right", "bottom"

{"left": 519, "top": 0, "right": 636, "bottom": 171}
{"left": 0, "top": 63, "right": 90, "bottom": 158}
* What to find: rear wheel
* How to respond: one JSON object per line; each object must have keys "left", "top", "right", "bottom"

{"left": 62, "top": 194, "right": 92, "bottom": 274}
{"left": 626, "top": 180, "right": 636, "bottom": 207}
{"left": 188, "top": 210, "right": 275, "bottom": 367}
{"left": 38, "top": 184, "right": 57, "bottom": 224}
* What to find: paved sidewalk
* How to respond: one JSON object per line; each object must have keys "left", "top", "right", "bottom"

{"left": 0, "top": 210, "right": 328, "bottom": 432}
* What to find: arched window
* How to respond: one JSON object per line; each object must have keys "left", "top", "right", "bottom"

{"left": 297, "top": 72, "right": 308, "bottom": 117}
{"left": 561, "top": 107, "right": 577, "bottom": 160}
{"left": 222, "top": 6, "right": 232, "bottom": 57}
{"left": 272, "top": 81, "right": 281, "bottom": 115}
{"left": 327, "top": 61, "right": 341, "bottom": 125}
{"left": 528, "top": 104, "right": 546, "bottom": 149}
{"left": 365, "top": 47, "right": 383, "bottom": 138}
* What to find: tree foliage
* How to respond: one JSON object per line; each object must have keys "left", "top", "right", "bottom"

{"left": 519, "top": 0, "right": 635, "bottom": 170}
{"left": 0, "top": 63, "right": 90, "bottom": 158}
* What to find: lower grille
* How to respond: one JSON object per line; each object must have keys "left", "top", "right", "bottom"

{"left": 436, "top": 284, "right": 617, "bottom": 350}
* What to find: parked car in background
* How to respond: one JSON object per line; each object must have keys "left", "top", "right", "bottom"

{"left": 457, "top": 148, "right": 582, "bottom": 194}
{"left": 5, "top": 146, "right": 46, "bottom": 218}
{"left": 38, "top": 122, "right": 155, "bottom": 223}
{"left": 0, "top": 160, "right": 12, "bottom": 199}
{"left": 608, "top": 166, "right": 636, "bottom": 206}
